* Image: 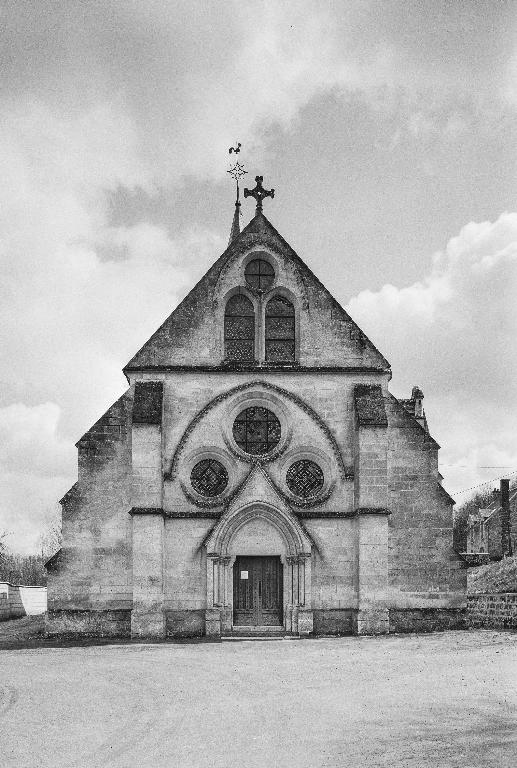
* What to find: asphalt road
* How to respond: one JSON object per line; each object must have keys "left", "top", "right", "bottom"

{"left": 0, "top": 629, "right": 516, "bottom": 768}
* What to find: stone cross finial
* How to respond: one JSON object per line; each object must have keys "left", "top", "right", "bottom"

{"left": 244, "top": 175, "right": 275, "bottom": 212}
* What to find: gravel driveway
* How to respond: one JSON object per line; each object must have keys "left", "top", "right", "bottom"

{"left": 0, "top": 628, "right": 515, "bottom": 768}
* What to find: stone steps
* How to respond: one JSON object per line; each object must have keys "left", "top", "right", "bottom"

{"left": 222, "top": 625, "right": 300, "bottom": 641}
{"left": 222, "top": 635, "right": 300, "bottom": 641}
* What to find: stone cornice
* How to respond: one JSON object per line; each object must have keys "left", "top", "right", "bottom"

{"left": 353, "top": 507, "right": 392, "bottom": 516}
{"left": 128, "top": 507, "right": 166, "bottom": 517}
{"left": 164, "top": 508, "right": 388, "bottom": 520}
{"left": 296, "top": 509, "right": 356, "bottom": 519}
{"left": 125, "top": 364, "right": 389, "bottom": 374}
{"left": 169, "top": 510, "right": 221, "bottom": 519}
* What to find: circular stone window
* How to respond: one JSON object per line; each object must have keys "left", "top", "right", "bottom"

{"left": 286, "top": 460, "right": 324, "bottom": 498}
{"left": 190, "top": 459, "right": 228, "bottom": 497}
{"left": 245, "top": 258, "right": 275, "bottom": 290}
{"left": 232, "top": 407, "right": 281, "bottom": 455}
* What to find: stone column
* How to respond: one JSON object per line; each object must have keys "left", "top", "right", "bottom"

{"left": 130, "top": 381, "right": 165, "bottom": 639}
{"left": 297, "top": 553, "right": 313, "bottom": 635}
{"left": 287, "top": 555, "right": 299, "bottom": 633}
{"left": 283, "top": 558, "right": 293, "bottom": 632}
{"left": 206, "top": 554, "right": 222, "bottom": 637}
{"left": 355, "top": 512, "right": 389, "bottom": 634}
{"left": 220, "top": 556, "right": 233, "bottom": 632}
{"left": 131, "top": 509, "right": 165, "bottom": 637}
{"left": 353, "top": 384, "right": 390, "bottom": 634}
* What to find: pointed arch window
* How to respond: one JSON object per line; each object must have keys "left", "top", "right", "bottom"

{"left": 265, "top": 295, "right": 295, "bottom": 362}
{"left": 224, "top": 294, "right": 255, "bottom": 362}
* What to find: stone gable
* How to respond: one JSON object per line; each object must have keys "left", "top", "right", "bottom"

{"left": 125, "top": 212, "right": 389, "bottom": 371}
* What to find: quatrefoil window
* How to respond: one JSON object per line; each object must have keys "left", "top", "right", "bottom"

{"left": 286, "top": 460, "right": 324, "bottom": 498}
{"left": 190, "top": 459, "right": 229, "bottom": 497}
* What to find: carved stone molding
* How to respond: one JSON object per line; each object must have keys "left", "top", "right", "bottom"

{"left": 166, "top": 380, "right": 347, "bottom": 481}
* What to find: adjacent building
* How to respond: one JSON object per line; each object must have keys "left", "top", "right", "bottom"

{"left": 465, "top": 479, "right": 517, "bottom": 562}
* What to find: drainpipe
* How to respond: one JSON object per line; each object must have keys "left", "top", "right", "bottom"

{"left": 500, "top": 479, "right": 512, "bottom": 557}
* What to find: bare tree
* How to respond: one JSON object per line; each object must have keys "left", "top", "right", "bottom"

{"left": 39, "top": 505, "right": 62, "bottom": 561}
{"left": 0, "top": 529, "right": 10, "bottom": 559}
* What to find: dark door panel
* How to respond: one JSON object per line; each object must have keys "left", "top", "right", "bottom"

{"left": 233, "top": 556, "right": 283, "bottom": 626}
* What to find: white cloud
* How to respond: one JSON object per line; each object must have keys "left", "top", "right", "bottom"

{"left": 1, "top": 1, "right": 517, "bottom": 551}
{"left": 0, "top": 403, "right": 74, "bottom": 554}
{"left": 347, "top": 212, "right": 517, "bottom": 500}
{"left": 0, "top": 99, "right": 224, "bottom": 551}
{"left": 0, "top": 402, "right": 74, "bottom": 477}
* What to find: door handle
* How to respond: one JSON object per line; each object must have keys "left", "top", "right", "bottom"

{"left": 258, "top": 581, "right": 261, "bottom": 599}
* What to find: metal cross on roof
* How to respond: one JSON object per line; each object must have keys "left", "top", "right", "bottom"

{"left": 244, "top": 175, "right": 275, "bottom": 212}
{"left": 227, "top": 160, "right": 247, "bottom": 183}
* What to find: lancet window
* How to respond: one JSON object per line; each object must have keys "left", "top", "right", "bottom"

{"left": 224, "top": 294, "right": 255, "bottom": 362}
{"left": 265, "top": 295, "right": 295, "bottom": 362}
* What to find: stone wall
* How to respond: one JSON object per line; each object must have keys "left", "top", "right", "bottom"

{"left": 45, "top": 392, "right": 133, "bottom": 638}
{"left": 46, "top": 609, "right": 130, "bottom": 637}
{"left": 385, "top": 395, "right": 466, "bottom": 615}
{"left": 389, "top": 608, "right": 466, "bottom": 632}
{"left": 46, "top": 368, "right": 465, "bottom": 638}
{"left": 468, "top": 593, "right": 517, "bottom": 629}
{"left": 0, "top": 583, "right": 47, "bottom": 620}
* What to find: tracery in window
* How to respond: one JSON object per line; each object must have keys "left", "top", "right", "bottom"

{"left": 286, "top": 460, "right": 324, "bottom": 498}
{"left": 232, "top": 407, "right": 281, "bottom": 455}
{"left": 224, "top": 294, "right": 255, "bottom": 362}
{"left": 265, "top": 295, "right": 295, "bottom": 362}
{"left": 190, "top": 459, "right": 228, "bottom": 497}
{"left": 245, "top": 258, "right": 275, "bottom": 291}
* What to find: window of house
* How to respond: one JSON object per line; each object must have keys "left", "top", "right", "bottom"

{"left": 265, "top": 295, "right": 295, "bottom": 362}
{"left": 245, "top": 258, "right": 275, "bottom": 291}
{"left": 232, "top": 407, "right": 281, "bottom": 455}
{"left": 224, "top": 294, "right": 255, "bottom": 362}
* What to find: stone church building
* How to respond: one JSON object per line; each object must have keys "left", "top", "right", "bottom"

{"left": 46, "top": 179, "right": 466, "bottom": 638}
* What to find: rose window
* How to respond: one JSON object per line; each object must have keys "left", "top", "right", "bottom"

{"left": 286, "top": 460, "right": 324, "bottom": 498}
{"left": 190, "top": 459, "right": 228, "bottom": 497}
{"left": 232, "top": 407, "right": 281, "bottom": 455}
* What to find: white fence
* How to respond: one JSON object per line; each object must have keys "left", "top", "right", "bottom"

{"left": 0, "top": 582, "right": 47, "bottom": 620}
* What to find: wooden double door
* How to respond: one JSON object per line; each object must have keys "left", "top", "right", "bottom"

{"left": 233, "top": 556, "right": 283, "bottom": 626}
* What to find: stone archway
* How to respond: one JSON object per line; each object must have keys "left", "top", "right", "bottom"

{"left": 205, "top": 500, "right": 313, "bottom": 636}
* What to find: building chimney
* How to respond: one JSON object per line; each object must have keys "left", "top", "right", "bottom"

{"left": 500, "top": 478, "right": 512, "bottom": 557}
{"left": 411, "top": 386, "right": 424, "bottom": 418}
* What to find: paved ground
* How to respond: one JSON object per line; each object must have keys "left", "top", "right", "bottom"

{"left": 0, "top": 626, "right": 516, "bottom": 768}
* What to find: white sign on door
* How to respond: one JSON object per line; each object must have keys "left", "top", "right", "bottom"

{"left": 240, "top": 571, "right": 248, "bottom": 580}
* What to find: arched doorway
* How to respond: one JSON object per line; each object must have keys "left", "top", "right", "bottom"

{"left": 233, "top": 555, "right": 283, "bottom": 627}
{"left": 204, "top": 501, "right": 313, "bottom": 636}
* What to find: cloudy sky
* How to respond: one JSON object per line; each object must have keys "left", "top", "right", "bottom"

{"left": 1, "top": 0, "right": 517, "bottom": 553}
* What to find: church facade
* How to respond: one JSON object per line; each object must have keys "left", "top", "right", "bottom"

{"left": 46, "top": 188, "right": 466, "bottom": 638}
